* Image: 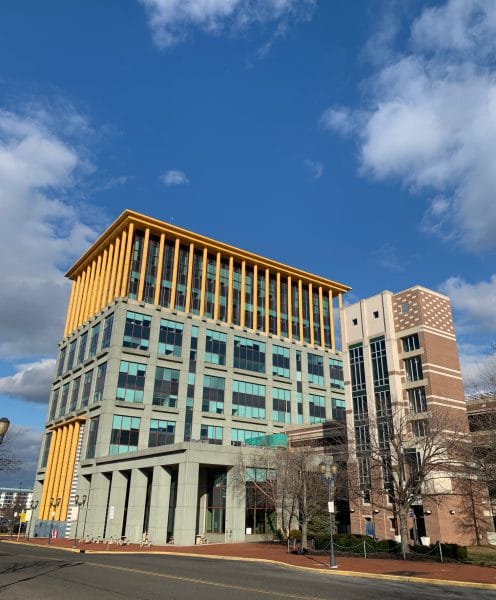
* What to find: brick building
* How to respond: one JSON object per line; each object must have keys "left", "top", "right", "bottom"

{"left": 340, "top": 286, "right": 488, "bottom": 545}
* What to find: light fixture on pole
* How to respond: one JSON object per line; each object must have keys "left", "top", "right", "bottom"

{"left": 319, "top": 460, "right": 339, "bottom": 569}
{"left": 0, "top": 418, "right": 10, "bottom": 445}
{"left": 26, "top": 500, "right": 39, "bottom": 540}
{"left": 48, "top": 497, "right": 61, "bottom": 544}
{"left": 72, "top": 494, "right": 87, "bottom": 548}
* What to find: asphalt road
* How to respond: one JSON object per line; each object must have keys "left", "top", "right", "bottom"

{"left": 0, "top": 543, "right": 493, "bottom": 600}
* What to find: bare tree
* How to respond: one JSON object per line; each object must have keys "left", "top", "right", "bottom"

{"left": 0, "top": 436, "right": 21, "bottom": 473}
{"left": 348, "top": 407, "right": 467, "bottom": 555}
{"left": 234, "top": 444, "right": 332, "bottom": 549}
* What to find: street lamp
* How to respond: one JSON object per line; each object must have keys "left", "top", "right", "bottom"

{"left": 48, "top": 497, "right": 61, "bottom": 544}
{"left": 26, "top": 500, "right": 39, "bottom": 540}
{"left": 319, "top": 460, "right": 339, "bottom": 569}
{"left": 0, "top": 418, "right": 10, "bottom": 444}
{"left": 72, "top": 494, "right": 87, "bottom": 548}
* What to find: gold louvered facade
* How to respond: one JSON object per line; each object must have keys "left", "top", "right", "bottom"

{"left": 64, "top": 210, "right": 350, "bottom": 350}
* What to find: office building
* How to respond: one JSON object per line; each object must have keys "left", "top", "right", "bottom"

{"left": 33, "top": 210, "right": 350, "bottom": 544}
{"left": 340, "top": 286, "right": 491, "bottom": 545}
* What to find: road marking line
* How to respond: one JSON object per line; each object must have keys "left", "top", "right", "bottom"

{"left": 85, "top": 561, "right": 332, "bottom": 600}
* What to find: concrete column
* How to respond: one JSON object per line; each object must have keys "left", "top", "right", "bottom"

{"left": 105, "top": 471, "right": 129, "bottom": 540}
{"left": 148, "top": 466, "right": 171, "bottom": 545}
{"left": 84, "top": 471, "right": 110, "bottom": 538}
{"left": 73, "top": 474, "right": 92, "bottom": 540}
{"left": 226, "top": 466, "right": 246, "bottom": 542}
{"left": 173, "top": 459, "right": 199, "bottom": 545}
{"left": 124, "top": 469, "right": 148, "bottom": 542}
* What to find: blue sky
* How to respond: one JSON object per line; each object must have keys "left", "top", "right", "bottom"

{"left": 1, "top": 0, "right": 496, "bottom": 487}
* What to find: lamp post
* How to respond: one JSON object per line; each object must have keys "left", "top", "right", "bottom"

{"left": 48, "top": 497, "right": 61, "bottom": 544}
{"left": 319, "top": 460, "right": 339, "bottom": 569}
{"left": 26, "top": 500, "right": 39, "bottom": 540}
{"left": 72, "top": 494, "right": 87, "bottom": 548}
{"left": 0, "top": 417, "right": 10, "bottom": 444}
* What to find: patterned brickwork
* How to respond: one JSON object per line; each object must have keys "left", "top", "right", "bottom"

{"left": 392, "top": 288, "right": 455, "bottom": 336}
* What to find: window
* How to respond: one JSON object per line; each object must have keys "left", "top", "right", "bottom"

{"left": 86, "top": 416, "right": 99, "bottom": 459}
{"left": 375, "top": 390, "right": 392, "bottom": 418}
{"left": 411, "top": 419, "right": 428, "bottom": 438}
{"left": 272, "top": 345, "right": 290, "bottom": 378}
{"left": 370, "top": 337, "right": 389, "bottom": 388}
{"left": 402, "top": 333, "right": 420, "bottom": 353}
{"left": 405, "top": 356, "right": 423, "bottom": 382}
{"left": 205, "top": 330, "right": 227, "bottom": 365}
{"left": 272, "top": 388, "right": 291, "bottom": 423}
{"left": 205, "top": 469, "right": 226, "bottom": 533}
{"left": 149, "top": 419, "right": 175, "bottom": 447}
{"left": 309, "top": 394, "right": 326, "bottom": 423}
{"left": 332, "top": 397, "right": 346, "bottom": 421}
{"left": 200, "top": 424, "right": 223, "bottom": 445}
{"left": 232, "top": 380, "right": 266, "bottom": 419}
{"left": 67, "top": 340, "right": 77, "bottom": 371}
{"left": 59, "top": 383, "right": 70, "bottom": 416}
{"left": 69, "top": 377, "right": 80, "bottom": 412}
{"left": 202, "top": 375, "right": 225, "bottom": 414}
{"left": 405, "top": 448, "right": 421, "bottom": 482}
{"left": 56, "top": 346, "right": 66, "bottom": 377}
{"left": 245, "top": 481, "right": 276, "bottom": 535}
{"left": 355, "top": 424, "right": 370, "bottom": 452}
{"left": 353, "top": 394, "right": 368, "bottom": 420}
{"left": 81, "top": 369, "right": 93, "bottom": 408}
{"left": 231, "top": 428, "right": 264, "bottom": 446}
{"left": 401, "top": 302, "right": 410, "bottom": 314}
{"left": 123, "top": 311, "right": 151, "bottom": 350}
{"left": 329, "top": 358, "right": 344, "bottom": 390}
{"left": 109, "top": 415, "right": 140, "bottom": 455}
{"left": 40, "top": 432, "right": 52, "bottom": 468}
{"left": 101, "top": 313, "right": 114, "bottom": 349}
{"left": 233, "top": 336, "right": 265, "bottom": 373}
{"left": 373, "top": 310, "right": 379, "bottom": 319}
{"left": 88, "top": 323, "right": 100, "bottom": 358}
{"left": 158, "top": 319, "right": 183, "bottom": 356}
{"left": 93, "top": 363, "right": 107, "bottom": 403}
{"left": 349, "top": 344, "right": 366, "bottom": 393}
{"left": 408, "top": 387, "right": 427, "bottom": 413}
{"left": 153, "top": 367, "right": 179, "bottom": 408}
{"left": 352, "top": 318, "right": 358, "bottom": 326}
{"left": 78, "top": 331, "right": 88, "bottom": 364}
{"left": 307, "top": 353, "right": 324, "bottom": 386}
{"left": 116, "top": 360, "right": 146, "bottom": 403}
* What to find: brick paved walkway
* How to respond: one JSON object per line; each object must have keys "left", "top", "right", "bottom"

{"left": 4, "top": 538, "right": 496, "bottom": 587}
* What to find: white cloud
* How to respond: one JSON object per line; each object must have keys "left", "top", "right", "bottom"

{"left": 139, "top": 0, "right": 316, "bottom": 49}
{"left": 0, "top": 359, "right": 55, "bottom": 404}
{"left": 320, "top": 107, "right": 356, "bottom": 135}
{"left": 322, "top": 0, "right": 496, "bottom": 253}
{"left": 440, "top": 274, "right": 496, "bottom": 333}
{"left": 304, "top": 159, "right": 323, "bottom": 180}
{"left": 0, "top": 106, "right": 99, "bottom": 359}
{"left": 373, "top": 242, "right": 405, "bottom": 273}
{"left": 0, "top": 425, "right": 42, "bottom": 488}
{"left": 160, "top": 169, "right": 189, "bottom": 186}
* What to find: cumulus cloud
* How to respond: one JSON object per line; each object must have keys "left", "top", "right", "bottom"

{"left": 160, "top": 169, "right": 189, "bottom": 186}
{"left": 0, "top": 425, "right": 42, "bottom": 488}
{"left": 322, "top": 0, "right": 496, "bottom": 253}
{"left": 0, "top": 359, "right": 55, "bottom": 404}
{"left": 440, "top": 274, "right": 496, "bottom": 333}
{"left": 0, "top": 106, "right": 99, "bottom": 359}
{"left": 304, "top": 159, "right": 323, "bottom": 180}
{"left": 139, "top": 0, "right": 316, "bottom": 49}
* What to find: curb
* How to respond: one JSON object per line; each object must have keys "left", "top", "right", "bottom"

{"left": 2, "top": 540, "right": 495, "bottom": 591}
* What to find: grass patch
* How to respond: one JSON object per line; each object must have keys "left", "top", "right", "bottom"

{"left": 466, "top": 545, "right": 496, "bottom": 566}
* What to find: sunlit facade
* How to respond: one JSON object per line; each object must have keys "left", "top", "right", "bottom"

{"left": 33, "top": 210, "right": 350, "bottom": 545}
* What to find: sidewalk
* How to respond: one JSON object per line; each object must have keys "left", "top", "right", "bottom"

{"left": 4, "top": 537, "right": 496, "bottom": 589}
